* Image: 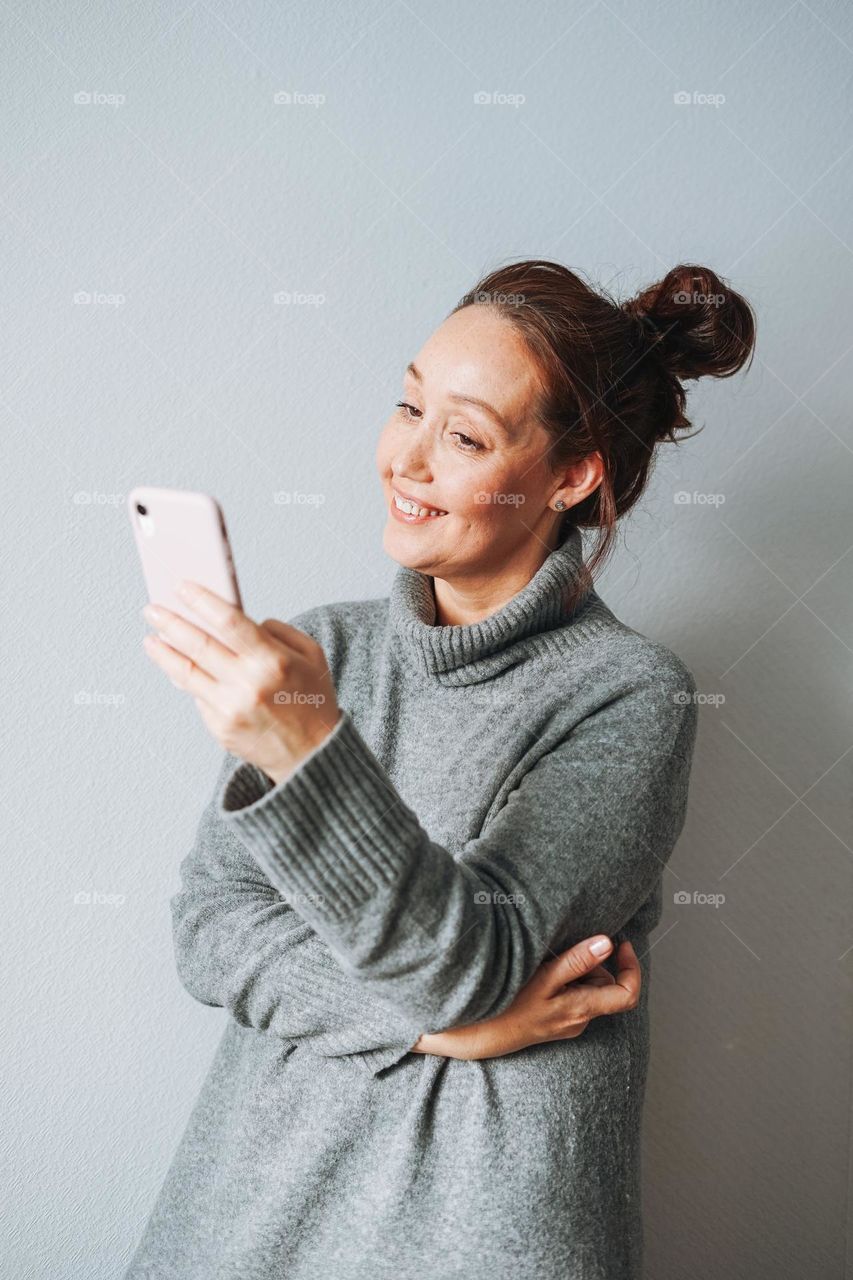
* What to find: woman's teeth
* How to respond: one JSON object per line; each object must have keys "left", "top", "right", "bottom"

{"left": 393, "top": 493, "right": 447, "bottom": 518}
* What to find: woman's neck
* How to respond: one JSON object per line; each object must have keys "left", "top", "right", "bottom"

{"left": 431, "top": 539, "right": 556, "bottom": 627}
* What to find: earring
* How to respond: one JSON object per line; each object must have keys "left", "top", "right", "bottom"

{"left": 554, "top": 499, "right": 567, "bottom": 511}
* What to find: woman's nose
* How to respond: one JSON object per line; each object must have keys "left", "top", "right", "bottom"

{"left": 392, "top": 435, "right": 432, "bottom": 477}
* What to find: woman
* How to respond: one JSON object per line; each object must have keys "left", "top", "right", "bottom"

{"left": 125, "top": 259, "right": 755, "bottom": 1278}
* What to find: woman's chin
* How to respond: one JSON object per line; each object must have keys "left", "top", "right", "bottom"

{"left": 382, "top": 518, "right": 444, "bottom": 571}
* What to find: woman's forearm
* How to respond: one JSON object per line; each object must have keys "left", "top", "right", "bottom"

{"left": 409, "top": 935, "right": 635, "bottom": 1061}
{"left": 411, "top": 1015, "right": 528, "bottom": 1060}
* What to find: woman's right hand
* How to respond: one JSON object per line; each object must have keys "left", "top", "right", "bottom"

{"left": 410, "top": 935, "right": 640, "bottom": 1060}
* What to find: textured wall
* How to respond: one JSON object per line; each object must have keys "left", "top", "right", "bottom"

{"left": 3, "top": 2, "right": 851, "bottom": 1276}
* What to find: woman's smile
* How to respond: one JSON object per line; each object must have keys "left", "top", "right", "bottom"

{"left": 389, "top": 485, "right": 449, "bottom": 523}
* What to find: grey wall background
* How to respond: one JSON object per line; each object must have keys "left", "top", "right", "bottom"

{"left": 3, "top": 2, "right": 851, "bottom": 1276}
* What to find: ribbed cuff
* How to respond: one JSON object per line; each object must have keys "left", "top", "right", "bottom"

{"left": 353, "top": 1042, "right": 420, "bottom": 1075}
{"left": 268, "top": 942, "right": 423, "bottom": 1075}
{"left": 216, "top": 709, "right": 426, "bottom": 922}
{"left": 271, "top": 1036, "right": 416, "bottom": 1077}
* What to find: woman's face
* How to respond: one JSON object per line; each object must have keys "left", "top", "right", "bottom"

{"left": 376, "top": 306, "right": 578, "bottom": 579}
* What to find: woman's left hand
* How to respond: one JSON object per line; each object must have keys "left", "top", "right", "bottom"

{"left": 411, "top": 936, "right": 639, "bottom": 1060}
{"left": 141, "top": 580, "right": 342, "bottom": 785}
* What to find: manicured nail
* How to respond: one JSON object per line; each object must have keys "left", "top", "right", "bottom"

{"left": 589, "top": 937, "right": 611, "bottom": 955}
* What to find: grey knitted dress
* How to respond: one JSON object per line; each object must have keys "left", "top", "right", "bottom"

{"left": 124, "top": 527, "right": 698, "bottom": 1280}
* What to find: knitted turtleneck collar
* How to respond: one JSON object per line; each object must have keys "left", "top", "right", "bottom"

{"left": 388, "top": 526, "right": 614, "bottom": 686}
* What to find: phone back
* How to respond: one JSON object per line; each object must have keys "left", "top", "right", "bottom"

{"left": 128, "top": 487, "right": 242, "bottom": 634}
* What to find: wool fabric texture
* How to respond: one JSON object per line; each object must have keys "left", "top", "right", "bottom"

{"left": 124, "top": 527, "right": 698, "bottom": 1280}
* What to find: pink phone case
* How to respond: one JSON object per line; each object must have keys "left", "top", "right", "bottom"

{"left": 128, "top": 487, "right": 243, "bottom": 641}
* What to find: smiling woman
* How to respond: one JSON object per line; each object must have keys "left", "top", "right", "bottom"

{"left": 376, "top": 258, "right": 754, "bottom": 626}
{"left": 126, "top": 257, "right": 755, "bottom": 1280}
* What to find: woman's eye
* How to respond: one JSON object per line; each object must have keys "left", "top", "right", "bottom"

{"left": 394, "top": 402, "right": 481, "bottom": 452}
{"left": 451, "top": 432, "right": 482, "bottom": 452}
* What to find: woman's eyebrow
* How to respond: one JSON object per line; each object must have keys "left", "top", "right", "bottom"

{"left": 405, "top": 361, "right": 511, "bottom": 435}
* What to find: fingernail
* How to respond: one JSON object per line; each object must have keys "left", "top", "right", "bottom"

{"left": 589, "top": 937, "right": 611, "bottom": 955}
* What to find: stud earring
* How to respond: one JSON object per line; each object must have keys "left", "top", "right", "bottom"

{"left": 554, "top": 499, "right": 567, "bottom": 511}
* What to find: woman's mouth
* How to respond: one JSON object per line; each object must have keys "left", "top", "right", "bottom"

{"left": 390, "top": 489, "right": 449, "bottom": 524}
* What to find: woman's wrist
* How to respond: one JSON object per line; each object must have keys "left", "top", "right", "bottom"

{"left": 412, "top": 1019, "right": 531, "bottom": 1060}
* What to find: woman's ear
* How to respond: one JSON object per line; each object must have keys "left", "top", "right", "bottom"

{"left": 553, "top": 451, "right": 604, "bottom": 511}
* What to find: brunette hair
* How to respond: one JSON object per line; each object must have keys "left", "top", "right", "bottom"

{"left": 450, "top": 259, "right": 756, "bottom": 602}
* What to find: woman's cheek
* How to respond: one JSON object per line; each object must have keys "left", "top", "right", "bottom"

{"left": 374, "top": 421, "right": 396, "bottom": 472}
{"left": 466, "top": 471, "right": 525, "bottom": 520}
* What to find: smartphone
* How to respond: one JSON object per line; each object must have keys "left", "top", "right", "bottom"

{"left": 128, "top": 487, "right": 243, "bottom": 639}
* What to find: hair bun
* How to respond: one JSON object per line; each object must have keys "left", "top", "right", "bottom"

{"left": 622, "top": 264, "right": 756, "bottom": 382}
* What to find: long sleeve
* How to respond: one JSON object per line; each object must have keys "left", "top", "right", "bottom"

{"left": 217, "top": 670, "right": 699, "bottom": 1033}
{"left": 171, "top": 749, "right": 425, "bottom": 1074}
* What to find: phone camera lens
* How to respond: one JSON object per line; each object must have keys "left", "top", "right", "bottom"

{"left": 136, "top": 503, "right": 148, "bottom": 516}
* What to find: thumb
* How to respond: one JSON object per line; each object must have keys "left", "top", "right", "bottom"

{"left": 540, "top": 936, "right": 613, "bottom": 995}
